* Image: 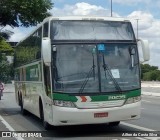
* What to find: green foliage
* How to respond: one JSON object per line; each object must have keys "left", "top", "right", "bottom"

{"left": 15, "top": 46, "right": 39, "bottom": 66}
{"left": 0, "top": 39, "right": 14, "bottom": 54}
{"left": 0, "top": 30, "right": 14, "bottom": 41}
{"left": 15, "top": 35, "right": 41, "bottom": 67}
{"left": 0, "top": 0, "right": 53, "bottom": 27}
{"left": 0, "top": 39, "right": 14, "bottom": 83}
{"left": 141, "top": 64, "right": 160, "bottom": 81}
{"left": 0, "top": 54, "right": 13, "bottom": 83}
{"left": 156, "top": 76, "right": 160, "bottom": 81}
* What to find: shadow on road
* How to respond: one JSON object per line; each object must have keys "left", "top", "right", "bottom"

{"left": 0, "top": 108, "right": 20, "bottom": 116}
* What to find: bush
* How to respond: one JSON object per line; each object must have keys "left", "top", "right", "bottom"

{"left": 143, "top": 70, "right": 160, "bottom": 81}
{"left": 141, "top": 64, "right": 160, "bottom": 81}
{"left": 0, "top": 54, "right": 13, "bottom": 83}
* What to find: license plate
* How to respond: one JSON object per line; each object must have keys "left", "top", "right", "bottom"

{"left": 94, "top": 112, "right": 108, "bottom": 118}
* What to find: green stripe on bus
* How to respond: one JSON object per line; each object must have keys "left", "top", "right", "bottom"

{"left": 52, "top": 89, "right": 141, "bottom": 102}
{"left": 53, "top": 93, "right": 78, "bottom": 102}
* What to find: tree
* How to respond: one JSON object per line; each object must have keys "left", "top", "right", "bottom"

{"left": 141, "top": 64, "right": 160, "bottom": 81}
{"left": 0, "top": 39, "right": 14, "bottom": 54}
{"left": 0, "top": 0, "right": 53, "bottom": 27}
{"left": 141, "top": 64, "right": 158, "bottom": 73}
{"left": 0, "top": 54, "right": 12, "bottom": 83}
{"left": 0, "top": 29, "right": 14, "bottom": 41}
{"left": 0, "top": 39, "right": 14, "bottom": 83}
{"left": 143, "top": 70, "right": 160, "bottom": 81}
{"left": 0, "top": 0, "right": 53, "bottom": 83}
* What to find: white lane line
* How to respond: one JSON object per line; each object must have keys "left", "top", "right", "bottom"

{"left": 136, "top": 137, "right": 160, "bottom": 140}
{"left": 121, "top": 122, "right": 156, "bottom": 131}
{"left": 0, "top": 115, "right": 24, "bottom": 140}
{"left": 141, "top": 108, "right": 145, "bottom": 110}
{"left": 142, "top": 100, "right": 151, "bottom": 103}
{"left": 136, "top": 138, "right": 146, "bottom": 140}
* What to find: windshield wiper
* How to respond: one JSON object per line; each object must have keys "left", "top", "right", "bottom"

{"left": 102, "top": 53, "right": 122, "bottom": 94}
{"left": 79, "top": 53, "right": 96, "bottom": 93}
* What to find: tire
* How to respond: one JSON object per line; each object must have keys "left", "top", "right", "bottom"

{"left": 18, "top": 93, "right": 21, "bottom": 106}
{"left": 39, "top": 99, "right": 50, "bottom": 130}
{"left": 43, "top": 121, "right": 50, "bottom": 130}
{"left": 19, "top": 95, "right": 28, "bottom": 115}
{"left": 0, "top": 91, "right": 2, "bottom": 100}
{"left": 108, "top": 121, "right": 120, "bottom": 126}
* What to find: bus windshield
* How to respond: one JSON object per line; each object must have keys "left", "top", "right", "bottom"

{"left": 53, "top": 43, "right": 140, "bottom": 94}
{"left": 51, "top": 20, "right": 135, "bottom": 40}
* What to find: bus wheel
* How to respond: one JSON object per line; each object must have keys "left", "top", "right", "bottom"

{"left": 18, "top": 93, "right": 21, "bottom": 106}
{"left": 0, "top": 91, "right": 1, "bottom": 100}
{"left": 19, "top": 95, "right": 27, "bottom": 115}
{"left": 108, "top": 121, "right": 120, "bottom": 126}
{"left": 39, "top": 100, "right": 50, "bottom": 130}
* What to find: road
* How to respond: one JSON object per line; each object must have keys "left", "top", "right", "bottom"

{"left": 0, "top": 84, "right": 160, "bottom": 140}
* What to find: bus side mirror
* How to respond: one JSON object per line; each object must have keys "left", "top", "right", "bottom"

{"left": 137, "top": 39, "right": 150, "bottom": 63}
{"left": 42, "top": 37, "right": 51, "bottom": 66}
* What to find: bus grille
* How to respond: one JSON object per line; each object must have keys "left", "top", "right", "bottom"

{"left": 75, "top": 100, "right": 125, "bottom": 109}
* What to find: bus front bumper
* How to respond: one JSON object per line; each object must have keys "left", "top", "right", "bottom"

{"left": 51, "top": 101, "right": 141, "bottom": 126}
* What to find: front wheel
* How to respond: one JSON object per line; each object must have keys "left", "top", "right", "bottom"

{"left": 19, "top": 95, "right": 28, "bottom": 115}
{"left": 20, "top": 102, "right": 28, "bottom": 115}
{"left": 39, "top": 101, "right": 50, "bottom": 130}
{"left": 0, "top": 91, "right": 2, "bottom": 100}
{"left": 108, "top": 121, "right": 120, "bottom": 126}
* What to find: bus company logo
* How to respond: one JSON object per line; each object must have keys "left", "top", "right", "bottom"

{"left": 108, "top": 95, "right": 126, "bottom": 100}
{"left": 2, "top": 132, "right": 11, "bottom": 137}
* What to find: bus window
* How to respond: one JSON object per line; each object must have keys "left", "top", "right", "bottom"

{"left": 43, "top": 22, "right": 49, "bottom": 37}
{"left": 44, "top": 65, "right": 51, "bottom": 96}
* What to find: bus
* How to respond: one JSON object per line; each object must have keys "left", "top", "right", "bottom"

{"left": 14, "top": 16, "right": 150, "bottom": 129}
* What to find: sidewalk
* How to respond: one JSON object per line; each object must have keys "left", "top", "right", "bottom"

{"left": 142, "top": 91, "right": 160, "bottom": 97}
{"left": 141, "top": 82, "right": 160, "bottom": 97}
{"left": 3, "top": 84, "right": 15, "bottom": 93}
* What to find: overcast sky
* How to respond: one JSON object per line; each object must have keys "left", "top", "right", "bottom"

{"left": 4, "top": 0, "right": 160, "bottom": 67}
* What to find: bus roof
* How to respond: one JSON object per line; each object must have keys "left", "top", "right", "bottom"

{"left": 43, "top": 16, "right": 129, "bottom": 22}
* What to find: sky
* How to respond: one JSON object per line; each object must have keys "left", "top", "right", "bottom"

{"left": 3, "top": 0, "right": 160, "bottom": 67}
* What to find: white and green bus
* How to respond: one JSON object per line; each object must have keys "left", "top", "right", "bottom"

{"left": 14, "top": 16, "right": 150, "bottom": 129}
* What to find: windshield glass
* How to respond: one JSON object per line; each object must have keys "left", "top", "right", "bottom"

{"left": 53, "top": 43, "right": 140, "bottom": 94}
{"left": 98, "top": 44, "right": 140, "bottom": 92}
{"left": 51, "top": 21, "right": 135, "bottom": 40}
{"left": 53, "top": 44, "right": 99, "bottom": 93}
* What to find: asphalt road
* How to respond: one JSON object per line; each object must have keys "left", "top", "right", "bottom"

{"left": 0, "top": 84, "right": 160, "bottom": 140}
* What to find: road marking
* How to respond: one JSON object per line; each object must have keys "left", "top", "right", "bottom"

{"left": 121, "top": 122, "right": 156, "bottom": 131}
{"left": 142, "top": 100, "right": 151, "bottom": 103}
{"left": 141, "top": 108, "right": 145, "bottom": 110}
{"left": 137, "top": 138, "right": 160, "bottom": 140}
{"left": 136, "top": 138, "right": 147, "bottom": 140}
{"left": 0, "top": 115, "right": 24, "bottom": 140}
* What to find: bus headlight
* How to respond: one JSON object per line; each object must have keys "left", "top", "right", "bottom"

{"left": 125, "top": 96, "right": 141, "bottom": 104}
{"left": 53, "top": 100, "right": 76, "bottom": 108}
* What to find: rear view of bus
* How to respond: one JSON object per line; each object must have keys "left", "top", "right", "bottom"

{"left": 42, "top": 17, "right": 150, "bottom": 126}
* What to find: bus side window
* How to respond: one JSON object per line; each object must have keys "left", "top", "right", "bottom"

{"left": 44, "top": 65, "right": 51, "bottom": 96}
{"left": 43, "top": 22, "right": 49, "bottom": 37}
{"left": 35, "top": 27, "right": 42, "bottom": 59}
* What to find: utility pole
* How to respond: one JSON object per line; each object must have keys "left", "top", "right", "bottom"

{"left": 111, "top": 0, "right": 112, "bottom": 17}
{"left": 136, "top": 19, "right": 139, "bottom": 39}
